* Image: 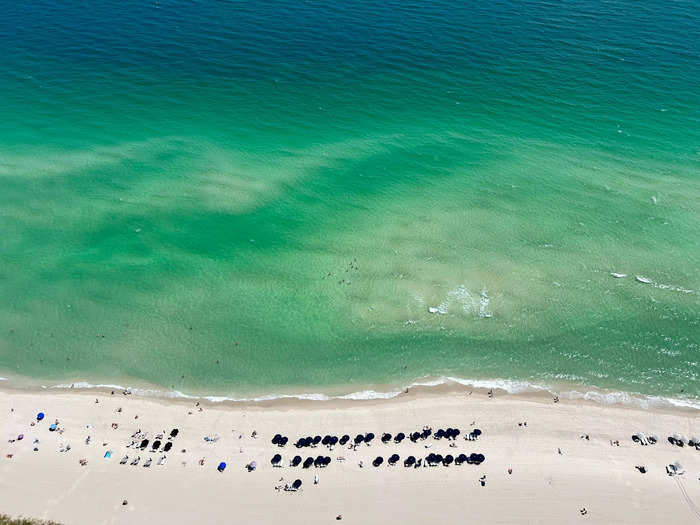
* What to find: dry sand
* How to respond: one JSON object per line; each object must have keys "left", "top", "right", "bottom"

{"left": 0, "top": 385, "right": 699, "bottom": 524}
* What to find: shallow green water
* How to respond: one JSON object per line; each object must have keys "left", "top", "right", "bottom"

{"left": 0, "top": 0, "right": 698, "bottom": 398}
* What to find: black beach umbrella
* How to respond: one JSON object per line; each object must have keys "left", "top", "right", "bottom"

{"left": 271, "top": 454, "right": 282, "bottom": 466}
{"left": 303, "top": 457, "right": 314, "bottom": 469}
{"left": 455, "top": 453, "right": 467, "bottom": 465}
{"left": 404, "top": 456, "right": 415, "bottom": 467}
{"left": 151, "top": 440, "right": 161, "bottom": 451}
{"left": 304, "top": 436, "right": 314, "bottom": 447}
{"left": 372, "top": 456, "right": 384, "bottom": 467}
{"left": 292, "top": 479, "right": 302, "bottom": 490}
{"left": 139, "top": 439, "right": 149, "bottom": 450}
{"left": 443, "top": 454, "right": 454, "bottom": 466}
{"left": 272, "top": 434, "right": 281, "bottom": 445}
{"left": 312, "top": 435, "right": 322, "bottom": 446}
{"left": 324, "top": 456, "right": 331, "bottom": 466}
{"left": 474, "top": 453, "right": 485, "bottom": 465}
{"left": 466, "top": 454, "right": 475, "bottom": 465}
{"left": 295, "top": 438, "right": 305, "bottom": 448}
{"left": 330, "top": 436, "right": 338, "bottom": 446}
{"left": 170, "top": 429, "right": 179, "bottom": 439}
{"left": 410, "top": 432, "right": 420, "bottom": 442}
{"left": 388, "top": 454, "right": 400, "bottom": 465}
{"left": 339, "top": 435, "right": 350, "bottom": 446}
{"left": 279, "top": 436, "right": 288, "bottom": 447}
{"left": 291, "top": 455, "right": 302, "bottom": 467}
{"left": 163, "top": 442, "right": 172, "bottom": 453}
{"left": 426, "top": 453, "right": 436, "bottom": 465}
{"left": 365, "top": 432, "right": 375, "bottom": 444}
{"left": 421, "top": 428, "right": 432, "bottom": 440}
{"left": 322, "top": 436, "right": 330, "bottom": 446}
{"left": 394, "top": 432, "right": 405, "bottom": 443}
{"left": 473, "top": 428, "right": 482, "bottom": 437}
{"left": 435, "top": 429, "right": 445, "bottom": 440}
{"left": 354, "top": 434, "right": 364, "bottom": 445}
{"left": 313, "top": 455, "right": 324, "bottom": 467}
{"left": 434, "top": 454, "right": 443, "bottom": 464}
{"left": 452, "top": 429, "right": 461, "bottom": 439}
{"left": 381, "top": 433, "right": 392, "bottom": 443}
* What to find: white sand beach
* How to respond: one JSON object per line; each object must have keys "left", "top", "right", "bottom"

{"left": 1, "top": 385, "right": 699, "bottom": 524}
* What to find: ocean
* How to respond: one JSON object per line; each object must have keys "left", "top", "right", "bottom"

{"left": 1, "top": 0, "right": 698, "bottom": 402}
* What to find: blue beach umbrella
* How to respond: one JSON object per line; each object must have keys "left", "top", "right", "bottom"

{"left": 36, "top": 412, "right": 44, "bottom": 421}
{"left": 217, "top": 462, "right": 226, "bottom": 472}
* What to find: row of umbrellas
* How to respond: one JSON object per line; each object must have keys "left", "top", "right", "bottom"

{"left": 135, "top": 439, "right": 173, "bottom": 453}
{"left": 377, "top": 453, "right": 485, "bottom": 467}
{"left": 269, "top": 453, "right": 485, "bottom": 468}
{"left": 273, "top": 455, "right": 332, "bottom": 468}
{"left": 288, "top": 428, "right": 483, "bottom": 449}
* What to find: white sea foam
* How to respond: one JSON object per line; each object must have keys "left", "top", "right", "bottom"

{"left": 424, "top": 284, "right": 491, "bottom": 317}
{"left": 39, "top": 375, "right": 699, "bottom": 410}
{"left": 478, "top": 289, "right": 492, "bottom": 318}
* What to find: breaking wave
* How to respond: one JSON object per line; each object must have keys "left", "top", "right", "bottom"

{"left": 40, "top": 375, "right": 700, "bottom": 410}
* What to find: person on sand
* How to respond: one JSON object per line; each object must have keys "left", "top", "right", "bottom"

{"left": 314, "top": 474, "right": 319, "bottom": 485}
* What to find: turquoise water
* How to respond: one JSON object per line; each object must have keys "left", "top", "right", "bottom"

{"left": 1, "top": 0, "right": 698, "bottom": 398}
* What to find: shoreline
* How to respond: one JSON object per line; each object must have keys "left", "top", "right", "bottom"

{"left": 1, "top": 371, "right": 699, "bottom": 414}
{"left": 1, "top": 381, "right": 699, "bottom": 524}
